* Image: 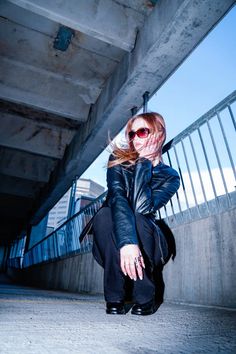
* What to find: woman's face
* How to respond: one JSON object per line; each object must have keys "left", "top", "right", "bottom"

{"left": 130, "top": 118, "right": 152, "bottom": 152}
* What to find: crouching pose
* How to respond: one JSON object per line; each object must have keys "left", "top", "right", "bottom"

{"left": 91, "top": 112, "right": 180, "bottom": 315}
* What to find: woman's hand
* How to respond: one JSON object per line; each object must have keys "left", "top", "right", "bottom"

{"left": 120, "top": 244, "right": 145, "bottom": 281}
{"left": 137, "top": 133, "right": 160, "bottom": 162}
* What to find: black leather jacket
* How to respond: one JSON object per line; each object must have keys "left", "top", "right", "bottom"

{"left": 104, "top": 154, "right": 180, "bottom": 249}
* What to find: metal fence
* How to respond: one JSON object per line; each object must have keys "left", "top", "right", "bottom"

{"left": 7, "top": 91, "right": 236, "bottom": 268}
{"left": 7, "top": 235, "right": 26, "bottom": 269}
{"left": 160, "top": 90, "right": 236, "bottom": 223}
{"left": 20, "top": 192, "right": 107, "bottom": 268}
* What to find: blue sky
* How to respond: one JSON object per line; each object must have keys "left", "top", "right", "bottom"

{"left": 81, "top": 6, "right": 236, "bottom": 189}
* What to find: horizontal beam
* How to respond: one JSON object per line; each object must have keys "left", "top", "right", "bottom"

{"left": 0, "top": 1, "right": 124, "bottom": 61}
{"left": 0, "top": 223, "right": 25, "bottom": 244}
{"left": 0, "top": 174, "right": 44, "bottom": 198}
{"left": 30, "top": 0, "right": 235, "bottom": 223}
{"left": 0, "top": 56, "right": 91, "bottom": 121}
{"left": 0, "top": 111, "right": 75, "bottom": 158}
{"left": 0, "top": 193, "right": 34, "bottom": 244}
{"left": 0, "top": 147, "right": 58, "bottom": 183}
{"left": 0, "top": 0, "right": 57, "bottom": 37}
{"left": 0, "top": 18, "right": 118, "bottom": 102}
{"left": 0, "top": 193, "right": 33, "bottom": 218}
{"left": 8, "top": 0, "right": 145, "bottom": 51}
{"left": 0, "top": 99, "right": 81, "bottom": 131}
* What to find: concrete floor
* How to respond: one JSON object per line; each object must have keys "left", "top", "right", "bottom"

{"left": 0, "top": 274, "right": 235, "bottom": 354}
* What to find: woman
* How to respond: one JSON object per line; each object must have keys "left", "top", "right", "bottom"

{"left": 91, "top": 112, "right": 180, "bottom": 315}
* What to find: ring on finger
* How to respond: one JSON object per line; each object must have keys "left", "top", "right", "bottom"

{"left": 138, "top": 254, "right": 143, "bottom": 260}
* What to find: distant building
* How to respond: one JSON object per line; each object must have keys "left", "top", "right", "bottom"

{"left": 76, "top": 178, "right": 105, "bottom": 198}
{"left": 47, "top": 189, "right": 71, "bottom": 230}
{"left": 47, "top": 178, "right": 105, "bottom": 229}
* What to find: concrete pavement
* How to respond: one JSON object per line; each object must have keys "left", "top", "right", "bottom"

{"left": 0, "top": 274, "right": 235, "bottom": 354}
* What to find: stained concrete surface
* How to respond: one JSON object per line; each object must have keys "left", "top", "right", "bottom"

{"left": 0, "top": 274, "right": 235, "bottom": 354}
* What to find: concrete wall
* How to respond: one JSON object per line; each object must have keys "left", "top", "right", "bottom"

{"left": 7, "top": 207, "right": 236, "bottom": 308}
{"left": 8, "top": 252, "right": 104, "bottom": 294}
{"left": 164, "top": 207, "right": 236, "bottom": 308}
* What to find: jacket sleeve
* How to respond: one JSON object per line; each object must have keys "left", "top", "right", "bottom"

{"left": 106, "top": 156, "right": 138, "bottom": 249}
{"left": 133, "top": 158, "right": 180, "bottom": 215}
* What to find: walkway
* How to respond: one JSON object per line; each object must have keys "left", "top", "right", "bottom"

{"left": 0, "top": 274, "right": 235, "bottom": 354}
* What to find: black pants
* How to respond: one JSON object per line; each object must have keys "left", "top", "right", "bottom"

{"left": 92, "top": 207, "right": 164, "bottom": 304}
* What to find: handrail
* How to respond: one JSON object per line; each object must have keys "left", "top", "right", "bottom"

{"left": 162, "top": 90, "right": 236, "bottom": 152}
{"left": 28, "top": 191, "right": 107, "bottom": 253}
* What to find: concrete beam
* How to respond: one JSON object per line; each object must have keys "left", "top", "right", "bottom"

{"left": 0, "top": 1, "right": 124, "bottom": 62}
{"left": 0, "top": 19, "right": 118, "bottom": 101}
{"left": 0, "top": 111, "right": 75, "bottom": 158}
{"left": 0, "top": 222, "right": 26, "bottom": 243}
{"left": 8, "top": 0, "right": 145, "bottom": 51}
{"left": 0, "top": 99, "right": 81, "bottom": 131}
{"left": 0, "top": 56, "right": 91, "bottom": 121}
{"left": 31, "top": 0, "right": 235, "bottom": 223}
{"left": 0, "top": 174, "right": 44, "bottom": 198}
{"left": 0, "top": 147, "right": 58, "bottom": 183}
{"left": 0, "top": 193, "right": 34, "bottom": 244}
{"left": 0, "top": 0, "right": 58, "bottom": 37}
{"left": 0, "top": 193, "right": 33, "bottom": 219}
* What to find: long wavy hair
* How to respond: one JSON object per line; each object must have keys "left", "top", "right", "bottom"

{"left": 107, "top": 112, "right": 166, "bottom": 168}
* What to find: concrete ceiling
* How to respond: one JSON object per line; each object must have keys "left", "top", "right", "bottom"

{"left": 0, "top": 0, "right": 235, "bottom": 245}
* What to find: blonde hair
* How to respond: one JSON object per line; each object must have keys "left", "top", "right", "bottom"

{"left": 107, "top": 112, "right": 166, "bottom": 168}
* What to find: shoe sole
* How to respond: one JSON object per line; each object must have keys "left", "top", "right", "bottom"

{"left": 106, "top": 310, "right": 126, "bottom": 315}
{"left": 131, "top": 305, "right": 159, "bottom": 316}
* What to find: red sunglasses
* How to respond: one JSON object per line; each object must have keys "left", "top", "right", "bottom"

{"left": 128, "top": 127, "right": 150, "bottom": 140}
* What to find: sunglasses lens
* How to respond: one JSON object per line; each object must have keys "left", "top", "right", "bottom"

{"left": 128, "top": 131, "right": 135, "bottom": 140}
{"left": 137, "top": 128, "right": 150, "bottom": 138}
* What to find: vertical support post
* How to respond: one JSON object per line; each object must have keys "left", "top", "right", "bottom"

{"left": 143, "top": 91, "right": 150, "bottom": 113}
{"left": 228, "top": 104, "right": 236, "bottom": 131}
{"left": 188, "top": 134, "right": 209, "bottom": 214}
{"left": 197, "top": 127, "right": 219, "bottom": 209}
{"left": 166, "top": 150, "right": 183, "bottom": 219}
{"left": 67, "top": 176, "right": 78, "bottom": 218}
{"left": 181, "top": 139, "right": 200, "bottom": 216}
{"left": 217, "top": 111, "right": 236, "bottom": 180}
{"left": 131, "top": 106, "right": 138, "bottom": 116}
{"left": 206, "top": 119, "right": 230, "bottom": 207}
{"left": 173, "top": 146, "right": 191, "bottom": 218}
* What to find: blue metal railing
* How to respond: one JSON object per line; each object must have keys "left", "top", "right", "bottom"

{"left": 7, "top": 91, "right": 236, "bottom": 268}
{"left": 7, "top": 235, "right": 26, "bottom": 269}
{"left": 22, "top": 192, "right": 107, "bottom": 268}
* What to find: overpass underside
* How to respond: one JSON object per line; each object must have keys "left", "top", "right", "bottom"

{"left": 0, "top": 0, "right": 235, "bottom": 247}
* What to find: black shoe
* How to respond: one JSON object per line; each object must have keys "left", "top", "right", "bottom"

{"left": 106, "top": 302, "right": 125, "bottom": 315}
{"left": 131, "top": 299, "right": 161, "bottom": 316}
